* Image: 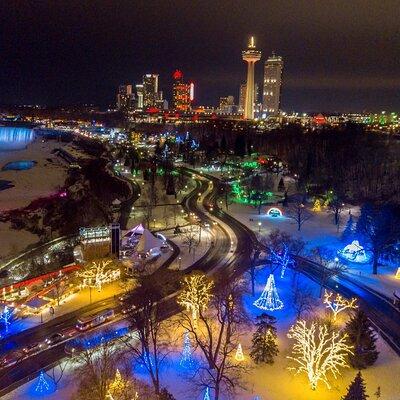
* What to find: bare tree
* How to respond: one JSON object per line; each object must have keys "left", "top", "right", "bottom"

{"left": 180, "top": 227, "right": 200, "bottom": 256}
{"left": 292, "top": 282, "right": 316, "bottom": 319}
{"left": 49, "top": 359, "right": 70, "bottom": 389}
{"left": 53, "top": 276, "right": 69, "bottom": 306}
{"left": 329, "top": 195, "right": 344, "bottom": 226}
{"left": 287, "top": 202, "right": 312, "bottom": 231}
{"left": 178, "top": 278, "right": 249, "bottom": 400}
{"left": 262, "top": 229, "right": 305, "bottom": 278}
{"left": 122, "top": 278, "right": 171, "bottom": 397}
{"left": 142, "top": 202, "right": 154, "bottom": 229}
{"left": 73, "top": 337, "right": 122, "bottom": 400}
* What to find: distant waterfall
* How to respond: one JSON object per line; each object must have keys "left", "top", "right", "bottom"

{"left": 0, "top": 127, "right": 34, "bottom": 150}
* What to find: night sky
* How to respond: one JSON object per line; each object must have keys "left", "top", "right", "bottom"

{"left": 1, "top": 0, "right": 399, "bottom": 112}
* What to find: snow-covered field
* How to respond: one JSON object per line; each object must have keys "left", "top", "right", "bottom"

{"left": 0, "top": 139, "right": 69, "bottom": 258}
{"left": 0, "top": 140, "right": 68, "bottom": 211}
{"left": 226, "top": 202, "right": 400, "bottom": 299}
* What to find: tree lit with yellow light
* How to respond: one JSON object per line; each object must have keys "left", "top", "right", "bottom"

{"left": 323, "top": 290, "right": 357, "bottom": 321}
{"left": 177, "top": 272, "right": 214, "bottom": 324}
{"left": 287, "top": 320, "right": 353, "bottom": 390}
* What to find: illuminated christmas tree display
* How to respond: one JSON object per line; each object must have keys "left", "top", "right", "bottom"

{"left": 107, "top": 369, "right": 138, "bottom": 400}
{"left": 235, "top": 343, "right": 244, "bottom": 362}
{"left": 108, "top": 369, "right": 125, "bottom": 395}
{"left": 287, "top": 320, "right": 352, "bottom": 390}
{"left": 323, "top": 291, "right": 357, "bottom": 321}
{"left": 0, "top": 305, "right": 13, "bottom": 332}
{"left": 203, "top": 387, "right": 211, "bottom": 400}
{"left": 253, "top": 274, "right": 283, "bottom": 311}
{"left": 34, "top": 370, "right": 53, "bottom": 395}
{"left": 312, "top": 199, "right": 322, "bottom": 212}
{"left": 180, "top": 331, "right": 194, "bottom": 368}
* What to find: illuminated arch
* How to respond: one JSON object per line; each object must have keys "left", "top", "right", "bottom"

{"left": 267, "top": 207, "right": 283, "bottom": 218}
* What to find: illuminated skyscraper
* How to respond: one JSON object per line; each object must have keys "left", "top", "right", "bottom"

{"left": 143, "top": 74, "right": 159, "bottom": 109}
{"left": 262, "top": 54, "right": 283, "bottom": 116}
{"left": 172, "top": 70, "right": 193, "bottom": 112}
{"left": 242, "top": 36, "right": 261, "bottom": 119}
{"left": 239, "top": 82, "right": 258, "bottom": 113}
{"left": 116, "top": 84, "right": 134, "bottom": 111}
{"left": 135, "top": 84, "right": 144, "bottom": 109}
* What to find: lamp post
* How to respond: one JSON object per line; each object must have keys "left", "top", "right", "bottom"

{"left": 258, "top": 221, "right": 262, "bottom": 233}
{"left": 178, "top": 257, "right": 182, "bottom": 269}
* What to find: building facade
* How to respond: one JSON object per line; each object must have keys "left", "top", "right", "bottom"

{"left": 239, "top": 83, "right": 258, "bottom": 113}
{"left": 135, "top": 84, "right": 144, "bottom": 109}
{"left": 143, "top": 74, "right": 159, "bottom": 109}
{"left": 219, "top": 96, "right": 234, "bottom": 113}
{"left": 172, "top": 70, "right": 192, "bottom": 112}
{"left": 116, "top": 84, "right": 135, "bottom": 111}
{"left": 262, "top": 54, "right": 283, "bottom": 116}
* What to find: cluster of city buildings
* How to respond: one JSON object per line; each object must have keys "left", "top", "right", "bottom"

{"left": 116, "top": 70, "right": 194, "bottom": 114}
{"left": 116, "top": 36, "right": 283, "bottom": 120}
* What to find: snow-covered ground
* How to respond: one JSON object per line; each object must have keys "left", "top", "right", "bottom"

{"left": 0, "top": 139, "right": 70, "bottom": 258}
{"left": 225, "top": 202, "right": 400, "bottom": 299}
{"left": 0, "top": 139, "right": 68, "bottom": 211}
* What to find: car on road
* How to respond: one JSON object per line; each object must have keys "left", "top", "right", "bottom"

{"left": 0, "top": 350, "right": 24, "bottom": 369}
{"left": 45, "top": 332, "right": 64, "bottom": 346}
{"left": 23, "top": 342, "right": 43, "bottom": 356}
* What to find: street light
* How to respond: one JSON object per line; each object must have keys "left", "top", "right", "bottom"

{"left": 258, "top": 221, "right": 262, "bottom": 233}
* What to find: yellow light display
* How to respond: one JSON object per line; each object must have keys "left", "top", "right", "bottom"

{"left": 77, "top": 259, "right": 120, "bottom": 292}
{"left": 287, "top": 320, "right": 353, "bottom": 390}
{"left": 312, "top": 199, "right": 322, "bottom": 212}
{"left": 235, "top": 343, "right": 244, "bottom": 362}
{"left": 107, "top": 369, "right": 138, "bottom": 400}
{"left": 395, "top": 267, "right": 400, "bottom": 279}
{"left": 177, "top": 273, "right": 214, "bottom": 324}
{"left": 323, "top": 291, "right": 357, "bottom": 321}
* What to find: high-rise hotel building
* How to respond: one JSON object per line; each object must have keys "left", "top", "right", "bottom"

{"left": 172, "top": 70, "right": 193, "bottom": 112}
{"left": 262, "top": 54, "right": 283, "bottom": 116}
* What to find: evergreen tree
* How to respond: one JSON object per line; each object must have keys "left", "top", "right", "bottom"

{"left": 342, "top": 214, "right": 355, "bottom": 242}
{"left": 342, "top": 371, "right": 369, "bottom": 400}
{"left": 355, "top": 203, "right": 374, "bottom": 237}
{"left": 250, "top": 313, "right": 279, "bottom": 364}
{"left": 345, "top": 310, "right": 379, "bottom": 369}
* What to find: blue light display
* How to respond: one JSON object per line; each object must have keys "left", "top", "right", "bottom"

{"left": 338, "top": 240, "right": 371, "bottom": 263}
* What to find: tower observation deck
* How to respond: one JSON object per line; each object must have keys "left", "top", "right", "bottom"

{"left": 242, "top": 36, "right": 261, "bottom": 119}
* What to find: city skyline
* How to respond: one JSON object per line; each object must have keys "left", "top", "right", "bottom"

{"left": 1, "top": 1, "right": 400, "bottom": 111}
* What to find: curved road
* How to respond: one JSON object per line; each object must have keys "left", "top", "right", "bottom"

{"left": 0, "top": 169, "right": 255, "bottom": 395}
